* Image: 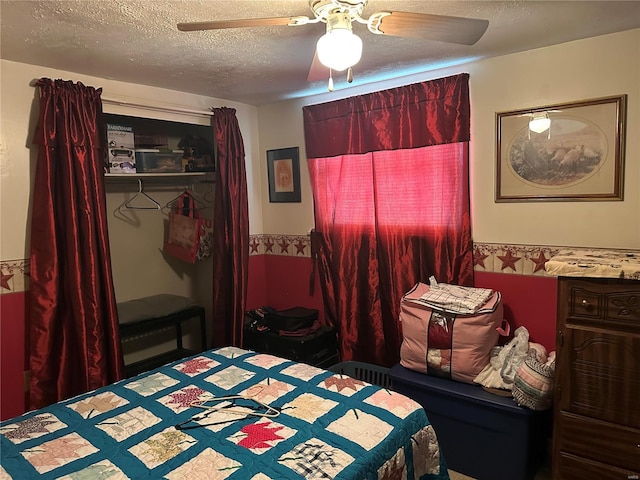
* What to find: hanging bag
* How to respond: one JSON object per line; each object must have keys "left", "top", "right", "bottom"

{"left": 164, "top": 191, "right": 213, "bottom": 263}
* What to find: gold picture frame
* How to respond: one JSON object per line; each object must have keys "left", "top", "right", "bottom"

{"left": 495, "top": 95, "right": 626, "bottom": 202}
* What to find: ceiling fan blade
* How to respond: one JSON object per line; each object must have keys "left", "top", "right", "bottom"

{"left": 307, "top": 49, "right": 329, "bottom": 83}
{"left": 372, "top": 11, "right": 489, "bottom": 45}
{"left": 177, "top": 16, "right": 304, "bottom": 32}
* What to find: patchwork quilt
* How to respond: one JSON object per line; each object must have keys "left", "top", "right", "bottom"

{"left": 0, "top": 347, "right": 450, "bottom": 479}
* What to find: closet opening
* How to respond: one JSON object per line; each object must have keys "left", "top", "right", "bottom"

{"left": 102, "top": 112, "right": 215, "bottom": 373}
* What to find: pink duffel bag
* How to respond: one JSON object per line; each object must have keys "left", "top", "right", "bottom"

{"left": 399, "top": 281, "right": 507, "bottom": 384}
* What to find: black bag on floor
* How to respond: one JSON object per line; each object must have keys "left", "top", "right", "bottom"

{"left": 265, "top": 307, "right": 319, "bottom": 333}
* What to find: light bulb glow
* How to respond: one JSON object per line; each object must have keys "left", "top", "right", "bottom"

{"left": 316, "top": 29, "right": 362, "bottom": 72}
{"left": 529, "top": 113, "right": 551, "bottom": 133}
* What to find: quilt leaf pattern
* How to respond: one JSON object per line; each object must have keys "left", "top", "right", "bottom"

{"left": 1, "top": 414, "right": 62, "bottom": 443}
{"left": 366, "top": 389, "right": 421, "bottom": 418}
{"left": 139, "top": 430, "right": 194, "bottom": 465}
{"left": 279, "top": 440, "right": 353, "bottom": 479}
{"left": 177, "top": 357, "right": 218, "bottom": 376}
{"left": 326, "top": 410, "right": 393, "bottom": 450}
{"left": 205, "top": 365, "right": 255, "bottom": 390}
{"left": 280, "top": 363, "right": 325, "bottom": 381}
{"left": 166, "top": 386, "right": 207, "bottom": 410}
{"left": 0, "top": 348, "right": 448, "bottom": 480}
{"left": 164, "top": 447, "right": 240, "bottom": 480}
{"left": 244, "top": 380, "right": 293, "bottom": 403}
{"left": 58, "top": 460, "right": 125, "bottom": 480}
{"left": 323, "top": 375, "right": 365, "bottom": 394}
{"left": 379, "top": 448, "right": 407, "bottom": 480}
{"left": 69, "top": 392, "right": 127, "bottom": 419}
{"left": 129, "top": 429, "right": 195, "bottom": 469}
{"left": 125, "top": 373, "right": 179, "bottom": 396}
{"left": 96, "top": 407, "right": 160, "bottom": 441}
{"left": 412, "top": 425, "right": 441, "bottom": 476}
{"left": 227, "top": 420, "right": 296, "bottom": 453}
{"left": 282, "top": 393, "right": 338, "bottom": 423}
{"left": 238, "top": 421, "right": 284, "bottom": 449}
{"left": 23, "top": 433, "right": 98, "bottom": 474}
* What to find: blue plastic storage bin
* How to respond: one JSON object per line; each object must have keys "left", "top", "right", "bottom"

{"left": 389, "top": 363, "right": 551, "bottom": 480}
{"left": 328, "top": 361, "right": 391, "bottom": 389}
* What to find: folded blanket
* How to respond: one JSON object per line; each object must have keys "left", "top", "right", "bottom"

{"left": 418, "top": 276, "right": 494, "bottom": 314}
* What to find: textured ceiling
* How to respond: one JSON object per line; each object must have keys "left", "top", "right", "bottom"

{"left": 1, "top": 1, "right": 639, "bottom": 105}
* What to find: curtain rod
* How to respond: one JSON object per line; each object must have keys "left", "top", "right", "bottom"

{"left": 101, "top": 96, "right": 213, "bottom": 118}
{"left": 30, "top": 79, "right": 214, "bottom": 117}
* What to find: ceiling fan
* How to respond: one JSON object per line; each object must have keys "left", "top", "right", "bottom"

{"left": 177, "top": 0, "right": 489, "bottom": 90}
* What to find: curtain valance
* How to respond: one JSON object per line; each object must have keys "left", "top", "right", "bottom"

{"left": 303, "top": 73, "right": 470, "bottom": 158}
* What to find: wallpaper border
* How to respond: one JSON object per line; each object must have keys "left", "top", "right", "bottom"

{"left": 248, "top": 235, "right": 561, "bottom": 276}
{"left": 0, "top": 259, "right": 30, "bottom": 294}
{"left": 2, "top": 238, "right": 636, "bottom": 294}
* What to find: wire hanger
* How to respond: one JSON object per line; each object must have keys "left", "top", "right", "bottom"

{"left": 203, "top": 182, "right": 214, "bottom": 203}
{"left": 188, "top": 186, "right": 209, "bottom": 206}
{"left": 192, "top": 394, "right": 280, "bottom": 418}
{"left": 174, "top": 393, "right": 280, "bottom": 430}
{"left": 118, "top": 179, "right": 161, "bottom": 211}
{"left": 165, "top": 187, "right": 209, "bottom": 212}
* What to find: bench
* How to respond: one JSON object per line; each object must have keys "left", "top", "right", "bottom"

{"left": 389, "top": 364, "right": 551, "bottom": 480}
{"left": 117, "top": 294, "right": 207, "bottom": 377}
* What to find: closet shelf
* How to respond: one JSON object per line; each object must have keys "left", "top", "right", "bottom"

{"left": 105, "top": 172, "right": 207, "bottom": 178}
{"left": 105, "top": 172, "right": 214, "bottom": 184}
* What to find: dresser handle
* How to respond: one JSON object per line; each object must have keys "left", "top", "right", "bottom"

{"left": 581, "top": 299, "right": 590, "bottom": 307}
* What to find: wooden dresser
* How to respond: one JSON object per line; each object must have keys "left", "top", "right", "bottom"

{"left": 552, "top": 276, "right": 640, "bottom": 479}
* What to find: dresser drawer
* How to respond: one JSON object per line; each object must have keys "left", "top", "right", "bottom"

{"left": 565, "top": 278, "right": 640, "bottom": 328}
{"left": 555, "top": 452, "right": 640, "bottom": 480}
{"left": 556, "top": 411, "right": 640, "bottom": 471}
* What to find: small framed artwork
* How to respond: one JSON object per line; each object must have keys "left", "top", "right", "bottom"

{"left": 496, "top": 95, "right": 626, "bottom": 202}
{"left": 267, "top": 147, "right": 301, "bottom": 203}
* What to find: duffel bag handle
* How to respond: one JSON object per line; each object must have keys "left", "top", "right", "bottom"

{"left": 496, "top": 318, "right": 511, "bottom": 337}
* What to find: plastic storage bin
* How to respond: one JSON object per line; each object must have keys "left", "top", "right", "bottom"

{"left": 389, "top": 363, "right": 551, "bottom": 480}
{"left": 329, "top": 361, "right": 391, "bottom": 389}
{"left": 135, "top": 149, "right": 183, "bottom": 173}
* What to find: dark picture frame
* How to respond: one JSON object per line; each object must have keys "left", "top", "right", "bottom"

{"left": 267, "top": 147, "right": 301, "bottom": 203}
{"left": 496, "top": 95, "right": 626, "bottom": 202}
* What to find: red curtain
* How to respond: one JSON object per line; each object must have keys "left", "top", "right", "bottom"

{"left": 304, "top": 74, "right": 470, "bottom": 157}
{"left": 30, "top": 78, "right": 124, "bottom": 409}
{"left": 210, "top": 107, "right": 249, "bottom": 347}
{"left": 303, "top": 74, "right": 473, "bottom": 366}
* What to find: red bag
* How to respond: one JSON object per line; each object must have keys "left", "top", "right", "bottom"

{"left": 163, "top": 191, "right": 212, "bottom": 264}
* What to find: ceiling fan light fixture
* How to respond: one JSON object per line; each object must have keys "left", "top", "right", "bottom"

{"left": 317, "top": 28, "right": 362, "bottom": 71}
{"left": 529, "top": 112, "right": 551, "bottom": 133}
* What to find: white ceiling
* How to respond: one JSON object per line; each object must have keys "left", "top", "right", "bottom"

{"left": 1, "top": 1, "right": 639, "bottom": 106}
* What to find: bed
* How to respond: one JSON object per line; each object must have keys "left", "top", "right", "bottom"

{"left": 0, "top": 347, "right": 450, "bottom": 479}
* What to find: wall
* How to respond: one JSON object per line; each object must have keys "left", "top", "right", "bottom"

{"left": 469, "top": 29, "right": 639, "bottom": 248}
{"left": 0, "top": 60, "right": 263, "bottom": 261}
{"left": 252, "top": 29, "right": 640, "bottom": 359}
{"left": 2, "top": 29, "right": 639, "bottom": 420}
{"left": 0, "top": 60, "right": 263, "bottom": 419}
{"left": 257, "top": 29, "right": 640, "bottom": 246}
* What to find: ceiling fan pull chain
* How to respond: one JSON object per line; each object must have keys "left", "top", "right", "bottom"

{"left": 347, "top": 67, "right": 353, "bottom": 83}
{"left": 328, "top": 68, "right": 334, "bottom": 92}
